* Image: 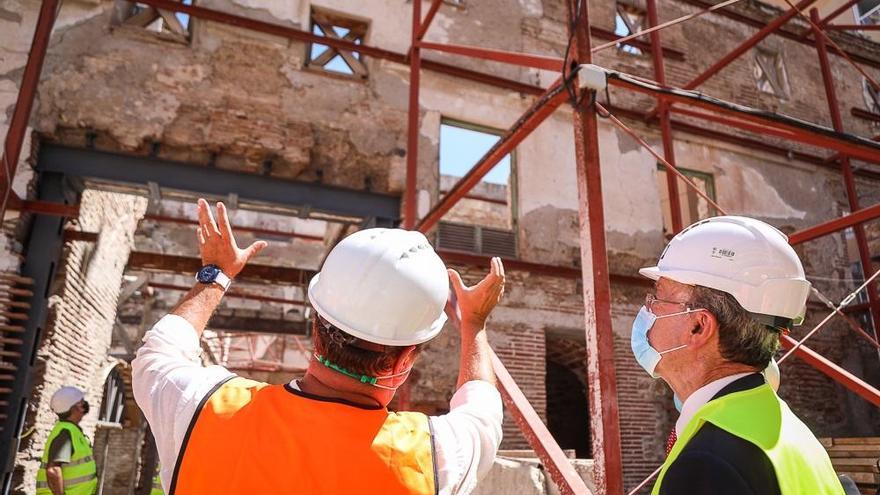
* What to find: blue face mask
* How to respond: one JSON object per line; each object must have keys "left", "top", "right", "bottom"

{"left": 630, "top": 306, "right": 694, "bottom": 378}
{"left": 673, "top": 394, "right": 683, "bottom": 412}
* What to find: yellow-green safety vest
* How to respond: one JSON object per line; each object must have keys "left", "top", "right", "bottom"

{"left": 653, "top": 383, "right": 844, "bottom": 495}
{"left": 36, "top": 421, "right": 97, "bottom": 495}
{"left": 150, "top": 463, "right": 164, "bottom": 495}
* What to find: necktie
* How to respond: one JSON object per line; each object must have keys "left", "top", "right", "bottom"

{"left": 665, "top": 429, "right": 677, "bottom": 456}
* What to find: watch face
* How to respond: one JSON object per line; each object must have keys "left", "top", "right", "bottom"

{"left": 197, "top": 264, "right": 220, "bottom": 284}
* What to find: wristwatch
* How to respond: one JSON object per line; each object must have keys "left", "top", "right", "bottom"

{"left": 196, "top": 264, "right": 232, "bottom": 291}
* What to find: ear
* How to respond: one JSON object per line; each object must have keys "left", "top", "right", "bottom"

{"left": 689, "top": 310, "right": 719, "bottom": 349}
{"left": 393, "top": 345, "right": 420, "bottom": 373}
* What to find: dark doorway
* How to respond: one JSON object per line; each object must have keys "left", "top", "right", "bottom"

{"left": 546, "top": 359, "right": 591, "bottom": 458}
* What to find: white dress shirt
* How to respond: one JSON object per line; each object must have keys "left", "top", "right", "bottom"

{"left": 132, "top": 315, "right": 503, "bottom": 495}
{"left": 675, "top": 372, "right": 755, "bottom": 436}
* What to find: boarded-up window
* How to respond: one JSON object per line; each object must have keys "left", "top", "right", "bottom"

{"left": 114, "top": 0, "right": 193, "bottom": 40}
{"left": 307, "top": 10, "right": 369, "bottom": 78}
{"left": 754, "top": 47, "right": 790, "bottom": 99}
{"left": 656, "top": 165, "right": 716, "bottom": 236}
{"left": 614, "top": 3, "right": 645, "bottom": 55}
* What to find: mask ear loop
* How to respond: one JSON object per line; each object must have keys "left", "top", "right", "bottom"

{"left": 653, "top": 308, "right": 705, "bottom": 355}
{"left": 314, "top": 354, "right": 413, "bottom": 390}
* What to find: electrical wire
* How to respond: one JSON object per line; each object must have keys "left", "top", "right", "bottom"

{"left": 592, "top": 0, "right": 747, "bottom": 54}
{"left": 779, "top": 265, "right": 880, "bottom": 363}
{"left": 606, "top": 69, "right": 880, "bottom": 152}
{"left": 594, "top": 101, "right": 728, "bottom": 214}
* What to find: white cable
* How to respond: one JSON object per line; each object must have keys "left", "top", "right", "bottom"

{"left": 779, "top": 266, "right": 880, "bottom": 363}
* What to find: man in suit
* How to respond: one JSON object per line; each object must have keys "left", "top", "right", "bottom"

{"left": 632, "top": 216, "right": 845, "bottom": 495}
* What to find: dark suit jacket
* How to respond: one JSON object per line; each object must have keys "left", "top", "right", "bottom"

{"left": 659, "top": 373, "right": 782, "bottom": 495}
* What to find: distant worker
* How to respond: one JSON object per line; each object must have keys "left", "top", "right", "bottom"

{"left": 36, "top": 386, "right": 97, "bottom": 495}
{"left": 150, "top": 463, "right": 164, "bottom": 495}
{"left": 133, "top": 199, "right": 505, "bottom": 494}
{"left": 631, "top": 216, "right": 845, "bottom": 495}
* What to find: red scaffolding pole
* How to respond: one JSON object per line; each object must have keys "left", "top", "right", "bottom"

{"left": 0, "top": 0, "right": 59, "bottom": 221}
{"left": 646, "top": 0, "right": 684, "bottom": 234}
{"left": 403, "top": 0, "right": 422, "bottom": 230}
{"left": 6, "top": 0, "right": 880, "bottom": 493}
{"left": 811, "top": 7, "right": 880, "bottom": 348}
{"left": 569, "top": 0, "right": 624, "bottom": 493}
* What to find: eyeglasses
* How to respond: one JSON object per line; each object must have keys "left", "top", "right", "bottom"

{"left": 645, "top": 293, "right": 693, "bottom": 314}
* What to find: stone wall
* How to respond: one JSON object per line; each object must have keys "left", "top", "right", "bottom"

{"left": 11, "top": 190, "right": 146, "bottom": 493}
{"left": 2, "top": 0, "right": 880, "bottom": 492}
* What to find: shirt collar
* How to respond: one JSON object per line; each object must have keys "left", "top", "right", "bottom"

{"left": 675, "top": 372, "right": 755, "bottom": 436}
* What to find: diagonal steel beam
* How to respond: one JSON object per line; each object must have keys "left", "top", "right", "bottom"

{"left": 780, "top": 335, "right": 880, "bottom": 407}
{"left": 1, "top": 0, "right": 60, "bottom": 221}
{"left": 645, "top": 0, "right": 818, "bottom": 119}
{"left": 491, "top": 350, "right": 593, "bottom": 494}
{"left": 414, "top": 0, "right": 444, "bottom": 42}
{"left": 789, "top": 203, "right": 880, "bottom": 245}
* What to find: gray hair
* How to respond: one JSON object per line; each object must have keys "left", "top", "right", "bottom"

{"left": 689, "top": 285, "right": 779, "bottom": 368}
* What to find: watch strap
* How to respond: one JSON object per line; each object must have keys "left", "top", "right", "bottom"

{"left": 214, "top": 270, "right": 232, "bottom": 291}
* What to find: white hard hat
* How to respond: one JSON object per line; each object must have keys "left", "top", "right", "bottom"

{"left": 640, "top": 216, "right": 811, "bottom": 325}
{"left": 50, "top": 386, "right": 85, "bottom": 414}
{"left": 308, "top": 228, "right": 449, "bottom": 346}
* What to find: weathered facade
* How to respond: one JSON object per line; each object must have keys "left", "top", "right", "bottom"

{"left": 3, "top": 0, "right": 880, "bottom": 493}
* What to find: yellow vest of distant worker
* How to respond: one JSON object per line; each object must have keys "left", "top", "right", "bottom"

{"left": 173, "top": 377, "right": 436, "bottom": 494}
{"left": 150, "top": 463, "right": 164, "bottom": 495}
{"left": 36, "top": 421, "right": 97, "bottom": 495}
{"left": 653, "top": 383, "right": 844, "bottom": 495}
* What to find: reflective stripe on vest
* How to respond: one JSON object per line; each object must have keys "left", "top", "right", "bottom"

{"left": 652, "top": 384, "right": 844, "bottom": 495}
{"left": 36, "top": 421, "right": 98, "bottom": 495}
{"left": 173, "top": 377, "right": 437, "bottom": 495}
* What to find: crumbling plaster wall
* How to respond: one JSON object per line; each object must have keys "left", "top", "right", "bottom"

{"left": 4, "top": 0, "right": 880, "bottom": 491}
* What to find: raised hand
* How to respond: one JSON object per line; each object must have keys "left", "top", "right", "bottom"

{"left": 196, "top": 199, "right": 267, "bottom": 278}
{"left": 446, "top": 257, "right": 506, "bottom": 330}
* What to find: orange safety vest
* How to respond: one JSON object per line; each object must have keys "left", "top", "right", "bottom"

{"left": 171, "top": 377, "right": 437, "bottom": 495}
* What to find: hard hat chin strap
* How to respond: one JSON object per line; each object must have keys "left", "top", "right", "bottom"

{"left": 314, "top": 354, "right": 412, "bottom": 391}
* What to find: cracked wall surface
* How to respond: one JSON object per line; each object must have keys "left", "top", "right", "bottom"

{"left": 3, "top": 0, "right": 880, "bottom": 491}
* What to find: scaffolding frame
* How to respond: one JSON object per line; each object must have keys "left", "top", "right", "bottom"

{"left": 3, "top": 0, "right": 880, "bottom": 493}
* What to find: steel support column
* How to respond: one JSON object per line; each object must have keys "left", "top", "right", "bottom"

{"left": 569, "top": 0, "right": 624, "bottom": 493}
{"left": 403, "top": 0, "right": 422, "bottom": 229}
{"left": 0, "top": 173, "right": 69, "bottom": 493}
{"left": 646, "top": 0, "right": 683, "bottom": 234}
{"left": 0, "top": 0, "right": 60, "bottom": 221}
{"left": 811, "top": 8, "right": 880, "bottom": 349}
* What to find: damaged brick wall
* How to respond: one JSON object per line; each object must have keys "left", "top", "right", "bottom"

{"left": 2, "top": 0, "right": 880, "bottom": 492}
{"left": 12, "top": 190, "right": 146, "bottom": 493}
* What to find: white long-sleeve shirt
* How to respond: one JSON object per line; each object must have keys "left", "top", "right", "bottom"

{"left": 132, "top": 315, "right": 503, "bottom": 495}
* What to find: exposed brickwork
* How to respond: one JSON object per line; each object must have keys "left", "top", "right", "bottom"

{"left": 1, "top": 0, "right": 879, "bottom": 492}
{"left": 11, "top": 190, "right": 146, "bottom": 493}
{"left": 92, "top": 425, "right": 145, "bottom": 495}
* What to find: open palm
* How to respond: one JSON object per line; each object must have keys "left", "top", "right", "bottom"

{"left": 446, "top": 257, "right": 505, "bottom": 328}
